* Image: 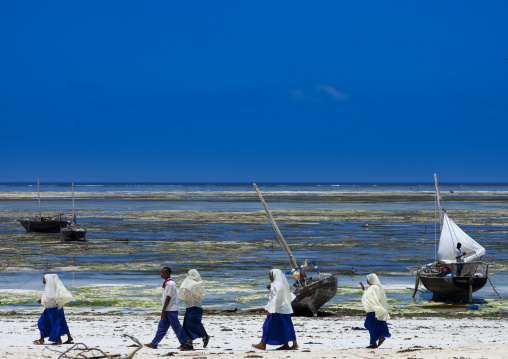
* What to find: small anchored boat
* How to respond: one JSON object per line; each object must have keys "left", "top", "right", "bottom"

{"left": 18, "top": 179, "right": 70, "bottom": 233}
{"left": 253, "top": 184, "right": 338, "bottom": 316}
{"left": 60, "top": 183, "right": 87, "bottom": 241}
{"left": 411, "top": 174, "right": 490, "bottom": 302}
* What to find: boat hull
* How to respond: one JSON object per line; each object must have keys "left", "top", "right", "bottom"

{"left": 60, "top": 228, "right": 87, "bottom": 240}
{"left": 18, "top": 218, "right": 70, "bottom": 233}
{"left": 420, "top": 276, "right": 487, "bottom": 300}
{"left": 291, "top": 274, "right": 338, "bottom": 316}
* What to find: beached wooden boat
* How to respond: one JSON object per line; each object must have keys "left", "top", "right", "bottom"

{"left": 60, "top": 183, "right": 87, "bottom": 241}
{"left": 253, "top": 184, "right": 338, "bottom": 316}
{"left": 412, "top": 174, "right": 489, "bottom": 302}
{"left": 18, "top": 179, "right": 70, "bottom": 233}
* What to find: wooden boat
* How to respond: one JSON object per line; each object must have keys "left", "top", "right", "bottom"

{"left": 412, "top": 174, "right": 489, "bottom": 302}
{"left": 19, "top": 215, "right": 70, "bottom": 233}
{"left": 253, "top": 184, "right": 338, "bottom": 316}
{"left": 60, "top": 226, "right": 87, "bottom": 240}
{"left": 18, "top": 179, "right": 70, "bottom": 233}
{"left": 60, "top": 183, "right": 87, "bottom": 241}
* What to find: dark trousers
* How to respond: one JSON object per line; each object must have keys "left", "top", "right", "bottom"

{"left": 150, "top": 311, "right": 188, "bottom": 348}
{"left": 38, "top": 307, "right": 70, "bottom": 343}
{"left": 183, "top": 306, "right": 208, "bottom": 340}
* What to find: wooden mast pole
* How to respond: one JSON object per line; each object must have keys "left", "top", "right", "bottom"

{"left": 37, "top": 178, "right": 41, "bottom": 219}
{"left": 433, "top": 174, "right": 444, "bottom": 262}
{"left": 253, "top": 183, "right": 298, "bottom": 269}
{"left": 434, "top": 174, "right": 443, "bottom": 231}
{"left": 72, "top": 182, "right": 75, "bottom": 225}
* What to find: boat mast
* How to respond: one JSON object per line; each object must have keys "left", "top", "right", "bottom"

{"left": 253, "top": 183, "right": 298, "bottom": 269}
{"left": 72, "top": 182, "right": 75, "bottom": 226}
{"left": 37, "top": 178, "right": 41, "bottom": 218}
{"left": 434, "top": 174, "right": 443, "bottom": 231}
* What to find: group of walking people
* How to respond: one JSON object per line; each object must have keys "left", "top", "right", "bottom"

{"left": 33, "top": 269, "right": 391, "bottom": 350}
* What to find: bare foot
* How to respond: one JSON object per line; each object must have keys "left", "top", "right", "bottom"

{"left": 366, "top": 343, "right": 378, "bottom": 349}
{"left": 33, "top": 339, "right": 44, "bottom": 345}
{"left": 276, "top": 344, "right": 291, "bottom": 350}
{"left": 144, "top": 343, "right": 155, "bottom": 349}
{"left": 377, "top": 337, "right": 386, "bottom": 348}
{"left": 251, "top": 343, "right": 266, "bottom": 350}
{"left": 290, "top": 344, "right": 299, "bottom": 350}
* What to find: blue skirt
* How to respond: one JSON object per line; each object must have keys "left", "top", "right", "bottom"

{"left": 183, "top": 307, "right": 208, "bottom": 340}
{"left": 38, "top": 307, "right": 70, "bottom": 342}
{"left": 262, "top": 313, "right": 296, "bottom": 346}
{"left": 364, "top": 312, "right": 391, "bottom": 345}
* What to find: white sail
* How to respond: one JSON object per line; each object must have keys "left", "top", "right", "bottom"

{"left": 437, "top": 213, "right": 485, "bottom": 263}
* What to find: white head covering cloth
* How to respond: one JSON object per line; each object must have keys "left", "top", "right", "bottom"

{"left": 361, "top": 273, "right": 390, "bottom": 321}
{"left": 264, "top": 269, "right": 296, "bottom": 314}
{"left": 41, "top": 274, "right": 75, "bottom": 309}
{"left": 41, "top": 274, "right": 59, "bottom": 308}
{"left": 53, "top": 274, "right": 75, "bottom": 310}
{"left": 179, "top": 269, "right": 205, "bottom": 307}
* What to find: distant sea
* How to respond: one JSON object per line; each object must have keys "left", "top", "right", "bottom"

{"left": 1, "top": 181, "right": 508, "bottom": 192}
{"left": 0, "top": 182, "right": 507, "bottom": 314}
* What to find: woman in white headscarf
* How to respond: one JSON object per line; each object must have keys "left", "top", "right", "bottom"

{"left": 252, "top": 269, "right": 298, "bottom": 351}
{"left": 33, "top": 274, "right": 75, "bottom": 345}
{"left": 180, "top": 269, "right": 210, "bottom": 349}
{"left": 359, "top": 273, "right": 391, "bottom": 348}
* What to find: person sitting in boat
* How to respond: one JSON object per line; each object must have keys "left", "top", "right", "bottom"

{"left": 455, "top": 243, "right": 467, "bottom": 277}
{"left": 252, "top": 269, "right": 298, "bottom": 351}
{"left": 440, "top": 266, "right": 452, "bottom": 277}
{"left": 359, "top": 274, "right": 391, "bottom": 349}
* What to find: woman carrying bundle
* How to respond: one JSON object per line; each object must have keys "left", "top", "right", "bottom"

{"left": 33, "top": 274, "right": 75, "bottom": 345}
{"left": 252, "top": 269, "right": 298, "bottom": 350}
{"left": 180, "top": 269, "right": 210, "bottom": 349}
{"left": 359, "top": 273, "right": 391, "bottom": 348}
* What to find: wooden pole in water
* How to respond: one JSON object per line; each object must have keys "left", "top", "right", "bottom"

{"left": 482, "top": 264, "right": 502, "bottom": 299}
{"left": 412, "top": 273, "right": 420, "bottom": 298}
{"left": 253, "top": 183, "right": 298, "bottom": 269}
{"left": 413, "top": 227, "right": 426, "bottom": 297}
{"left": 487, "top": 276, "right": 502, "bottom": 299}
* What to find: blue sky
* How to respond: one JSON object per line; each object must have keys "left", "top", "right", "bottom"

{"left": 1, "top": 1, "right": 507, "bottom": 182}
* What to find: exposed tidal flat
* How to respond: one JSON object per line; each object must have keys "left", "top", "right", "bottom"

{"left": 0, "top": 183, "right": 507, "bottom": 316}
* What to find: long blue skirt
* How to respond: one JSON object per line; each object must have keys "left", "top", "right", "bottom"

{"left": 182, "top": 307, "right": 208, "bottom": 340}
{"left": 262, "top": 313, "right": 296, "bottom": 346}
{"left": 38, "top": 307, "right": 70, "bottom": 343}
{"left": 364, "top": 312, "right": 391, "bottom": 345}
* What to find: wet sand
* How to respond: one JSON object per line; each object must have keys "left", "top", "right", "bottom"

{"left": 1, "top": 311, "right": 507, "bottom": 359}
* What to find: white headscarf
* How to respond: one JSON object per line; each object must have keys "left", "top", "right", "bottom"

{"left": 41, "top": 274, "right": 74, "bottom": 310}
{"left": 361, "top": 273, "right": 389, "bottom": 321}
{"left": 41, "top": 274, "right": 59, "bottom": 308}
{"left": 179, "top": 269, "right": 205, "bottom": 306}
{"left": 264, "top": 269, "right": 296, "bottom": 314}
{"left": 53, "top": 274, "right": 75, "bottom": 310}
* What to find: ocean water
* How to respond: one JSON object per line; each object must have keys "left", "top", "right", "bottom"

{"left": 0, "top": 182, "right": 507, "bottom": 314}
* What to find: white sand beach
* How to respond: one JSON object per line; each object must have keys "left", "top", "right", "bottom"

{"left": 1, "top": 312, "right": 507, "bottom": 359}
